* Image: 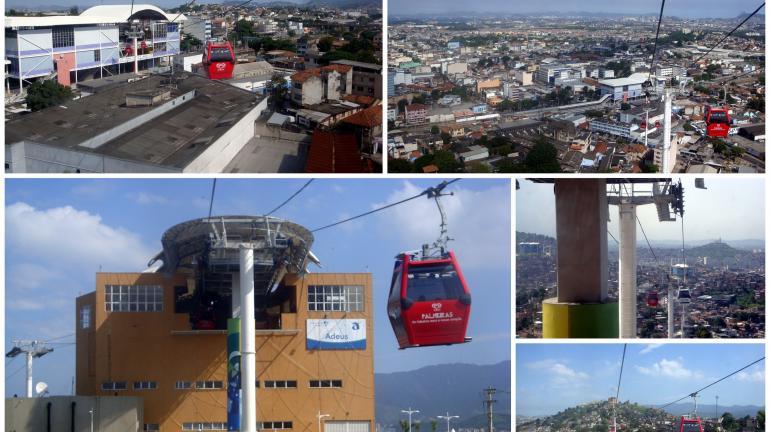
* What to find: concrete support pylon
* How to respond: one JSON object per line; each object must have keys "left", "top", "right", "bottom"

{"left": 239, "top": 246, "right": 256, "bottom": 432}
{"left": 542, "top": 179, "right": 618, "bottom": 338}
{"left": 619, "top": 202, "right": 637, "bottom": 338}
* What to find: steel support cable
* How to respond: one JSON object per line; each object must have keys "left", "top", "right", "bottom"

{"left": 659, "top": 357, "right": 765, "bottom": 410}
{"left": 265, "top": 179, "right": 314, "bottom": 216}
{"left": 690, "top": 3, "right": 765, "bottom": 67}
{"left": 310, "top": 179, "right": 461, "bottom": 233}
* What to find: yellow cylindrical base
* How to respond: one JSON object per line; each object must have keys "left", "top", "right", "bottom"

{"left": 542, "top": 298, "right": 618, "bottom": 338}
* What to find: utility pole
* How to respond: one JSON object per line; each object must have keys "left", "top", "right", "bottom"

{"left": 5, "top": 340, "right": 54, "bottom": 397}
{"left": 437, "top": 413, "right": 459, "bottom": 432}
{"left": 483, "top": 387, "right": 497, "bottom": 432}
{"left": 401, "top": 407, "right": 420, "bottom": 432}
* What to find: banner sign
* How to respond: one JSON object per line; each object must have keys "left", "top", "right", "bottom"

{"left": 306, "top": 319, "right": 366, "bottom": 350}
{"left": 227, "top": 318, "right": 241, "bottom": 431}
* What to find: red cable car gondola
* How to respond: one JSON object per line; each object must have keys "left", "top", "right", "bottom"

{"left": 647, "top": 290, "right": 659, "bottom": 307}
{"left": 386, "top": 181, "right": 472, "bottom": 349}
{"left": 655, "top": 120, "right": 661, "bottom": 128}
{"left": 705, "top": 105, "right": 731, "bottom": 138}
{"left": 204, "top": 41, "right": 236, "bottom": 80}
{"left": 388, "top": 250, "right": 471, "bottom": 349}
{"left": 678, "top": 416, "right": 703, "bottom": 432}
{"left": 640, "top": 121, "right": 647, "bottom": 130}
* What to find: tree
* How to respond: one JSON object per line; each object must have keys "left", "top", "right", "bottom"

{"left": 525, "top": 137, "right": 561, "bottom": 172}
{"left": 388, "top": 158, "right": 414, "bottom": 173}
{"left": 430, "top": 125, "right": 440, "bottom": 135}
{"left": 267, "top": 74, "right": 287, "bottom": 112}
{"left": 68, "top": 6, "right": 78, "bottom": 15}
{"left": 317, "top": 36, "right": 334, "bottom": 52}
{"left": 412, "top": 94, "right": 426, "bottom": 105}
{"left": 747, "top": 96, "right": 765, "bottom": 113}
{"left": 430, "top": 420, "right": 438, "bottom": 432}
{"left": 397, "top": 99, "right": 408, "bottom": 113}
{"left": 399, "top": 421, "right": 409, "bottom": 432}
{"left": 621, "top": 102, "right": 631, "bottom": 111}
{"left": 181, "top": 34, "right": 203, "bottom": 52}
{"left": 758, "top": 410, "right": 765, "bottom": 429}
{"left": 432, "top": 150, "right": 462, "bottom": 172}
{"left": 26, "top": 80, "right": 73, "bottom": 111}
{"left": 440, "top": 132, "right": 452, "bottom": 145}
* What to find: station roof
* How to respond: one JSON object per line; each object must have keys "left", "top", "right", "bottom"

{"left": 6, "top": 73, "right": 262, "bottom": 170}
{"left": 5, "top": 4, "right": 185, "bottom": 28}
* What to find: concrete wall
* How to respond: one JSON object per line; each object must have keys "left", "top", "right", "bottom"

{"left": 5, "top": 396, "right": 143, "bottom": 432}
{"left": 299, "top": 76, "right": 324, "bottom": 106}
{"left": 184, "top": 97, "right": 268, "bottom": 173}
{"left": 6, "top": 142, "right": 181, "bottom": 173}
{"left": 77, "top": 271, "right": 374, "bottom": 431}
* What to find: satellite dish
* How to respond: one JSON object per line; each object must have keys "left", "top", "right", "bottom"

{"left": 35, "top": 382, "right": 49, "bottom": 397}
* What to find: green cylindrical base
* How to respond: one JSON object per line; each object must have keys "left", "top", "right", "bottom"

{"left": 542, "top": 298, "right": 618, "bottom": 338}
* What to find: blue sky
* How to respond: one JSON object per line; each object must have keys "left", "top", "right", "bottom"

{"left": 517, "top": 343, "right": 766, "bottom": 417}
{"left": 4, "top": 178, "right": 511, "bottom": 397}
{"left": 389, "top": 0, "right": 764, "bottom": 18}
{"left": 517, "top": 178, "right": 765, "bottom": 243}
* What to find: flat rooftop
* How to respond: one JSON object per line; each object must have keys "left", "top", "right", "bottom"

{"left": 6, "top": 73, "right": 263, "bottom": 169}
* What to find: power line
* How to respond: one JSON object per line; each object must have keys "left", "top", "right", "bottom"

{"left": 44, "top": 333, "right": 75, "bottom": 343}
{"left": 636, "top": 214, "right": 659, "bottom": 264}
{"left": 689, "top": 2, "right": 765, "bottom": 67}
{"left": 266, "top": 179, "right": 314, "bottom": 216}
{"left": 310, "top": 179, "right": 461, "bottom": 233}
{"left": 659, "top": 356, "right": 765, "bottom": 410}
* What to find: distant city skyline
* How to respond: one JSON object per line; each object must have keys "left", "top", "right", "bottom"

{"left": 390, "top": 0, "right": 764, "bottom": 19}
{"left": 517, "top": 178, "right": 765, "bottom": 243}
{"left": 5, "top": 0, "right": 311, "bottom": 10}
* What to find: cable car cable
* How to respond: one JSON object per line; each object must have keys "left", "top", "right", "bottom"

{"left": 615, "top": 343, "right": 627, "bottom": 401}
{"left": 310, "top": 179, "right": 462, "bottom": 233}
{"left": 266, "top": 179, "right": 314, "bottom": 216}
{"left": 689, "top": 2, "right": 765, "bottom": 68}
{"left": 659, "top": 356, "right": 765, "bottom": 411}
{"left": 207, "top": 178, "right": 217, "bottom": 219}
{"left": 647, "top": 0, "right": 667, "bottom": 83}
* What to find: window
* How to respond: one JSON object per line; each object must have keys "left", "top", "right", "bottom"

{"left": 144, "top": 425, "right": 160, "bottom": 431}
{"left": 101, "top": 381, "right": 127, "bottom": 391}
{"left": 195, "top": 380, "right": 224, "bottom": 390}
{"left": 260, "top": 422, "right": 293, "bottom": 429}
{"left": 309, "top": 380, "right": 342, "bottom": 388}
{"left": 52, "top": 26, "right": 74, "bottom": 48}
{"left": 154, "top": 42, "right": 167, "bottom": 53}
{"left": 264, "top": 380, "right": 297, "bottom": 389}
{"left": 80, "top": 305, "right": 91, "bottom": 329}
{"left": 176, "top": 381, "right": 192, "bottom": 389}
{"left": 134, "top": 381, "right": 157, "bottom": 390}
{"left": 406, "top": 263, "right": 464, "bottom": 301}
{"left": 94, "top": 49, "right": 100, "bottom": 62}
{"left": 182, "top": 423, "right": 227, "bottom": 430}
{"left": 308, "top": 285, "right": 363, "bottom": 312}
{"left": 105, "top": 285, "right": 163, "bottom": 312}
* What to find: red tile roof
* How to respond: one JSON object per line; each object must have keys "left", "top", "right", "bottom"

{"left": 341, "top": 105, "right": 382, "bottom": 128}
{"left": 305, "top": 131, "right": 367, "bottom": 173}
{"left": 343, "top": 94, "right": 377, "bottom": 106}
{"left": 291, "top": 64, "right": 352, "bottom": 84}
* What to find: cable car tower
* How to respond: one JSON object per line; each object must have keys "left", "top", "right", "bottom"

{"left": 607, "top": 179, "right": 682, "bottom": 338}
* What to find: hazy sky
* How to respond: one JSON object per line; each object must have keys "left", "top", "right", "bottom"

{"left": 4, "top": 178, "right": 511, "bottom": 397}
{"left": 516, "top": 178, "right": 765, "bottom": 243}
{"left": 517, "top": 343, "right": 765, "bottom": 417}
{"left": 389, "top": 0, "right": 764, "bottom": 18}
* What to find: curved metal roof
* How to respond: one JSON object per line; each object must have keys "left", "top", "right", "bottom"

{"left": 80, "top": 4, "right": 186, "bottom": 22}
{"left": 149, "top": 215, "right": 313, "bottom": 276}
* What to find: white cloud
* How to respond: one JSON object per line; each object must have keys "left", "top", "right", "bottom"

{"left": 527, "top": 359, "right": 590, "bottom": 386}
{"left": 636, "top": 358, "right": 703, "bottom": 379}
{"left": 374, "top": 181, "right": 510, "bottom": 269}
{"left": 126, "top": 191, "right": 168, "bottom": 205}
{"left": 639, "top": 343, "right": 664, "bottom": 355}
{"left": 6, "top": 202, "right": 155, "bottom": 272}
{"left": 736, "top": 369, "right": 765, "bottom": 383}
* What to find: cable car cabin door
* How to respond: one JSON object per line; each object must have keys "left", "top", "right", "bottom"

{"left": 388, "top": 252, "right": 471, "bottom": 349}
